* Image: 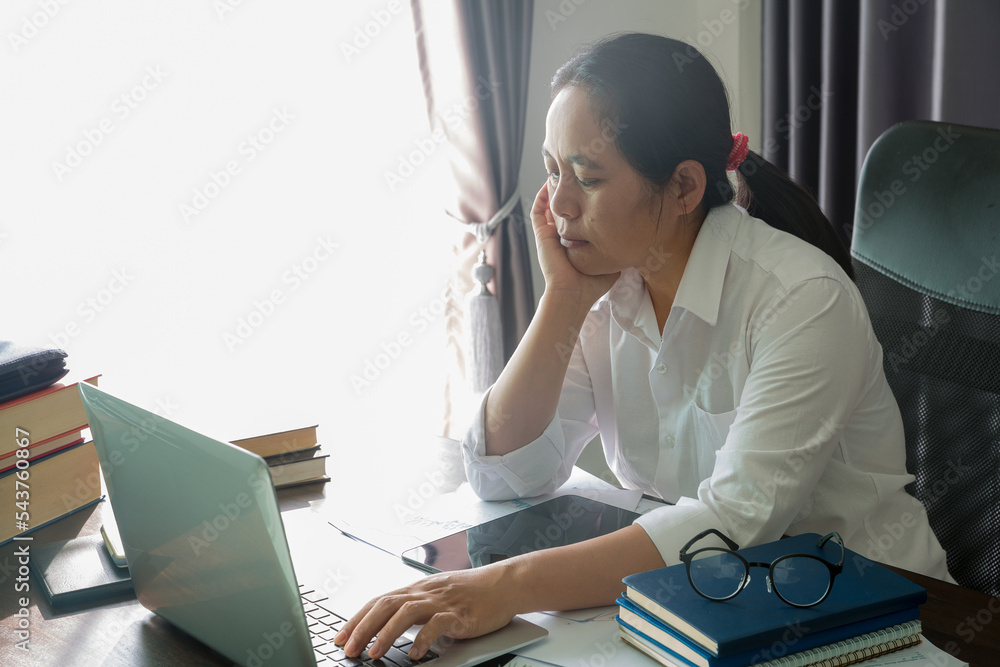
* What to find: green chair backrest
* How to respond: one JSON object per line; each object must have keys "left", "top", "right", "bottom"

{"left": 851, "top": 120, "right": 1000, "bottom": 597}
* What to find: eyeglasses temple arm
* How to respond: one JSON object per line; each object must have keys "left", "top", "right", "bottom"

{"left": 679, "top": 528, "right": 741, "bottom": 559}
{"left": 816, "top": 531, "right": 846, "bottom": 568}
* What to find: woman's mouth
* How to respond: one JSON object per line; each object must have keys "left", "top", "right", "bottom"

{"left": 559, "top": 235, "right": 588, "bottom": 249}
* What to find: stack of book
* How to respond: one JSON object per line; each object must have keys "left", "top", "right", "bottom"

{"left": 0, "top": 375, "right": 103, "bottom": 546}
{"left": 617, "top": 533, "right": 927, "bottom": 667}
{"left": 230, "top": 424, "right": 330, "bottom": 489}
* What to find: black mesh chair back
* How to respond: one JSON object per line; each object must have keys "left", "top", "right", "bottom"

{"left": 851, "top": 120, "right": 1000, "bottom": 597}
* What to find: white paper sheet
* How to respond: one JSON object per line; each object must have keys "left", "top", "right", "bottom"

{"left": 516, "top": 606, "right": 658, "bottom": 667}
{"left": 855, "top": 636, "right": 968, "bottom": 666}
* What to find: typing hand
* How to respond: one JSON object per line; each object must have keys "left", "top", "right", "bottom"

{"left": 333, "top": 564, "right": 519, "bottom": 661}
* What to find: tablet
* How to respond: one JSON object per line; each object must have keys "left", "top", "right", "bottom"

{"left": 401, "top": 494, "right": 642, "bottom": 574}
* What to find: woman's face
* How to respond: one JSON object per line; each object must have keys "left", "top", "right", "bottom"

{"left": 542, "top": 85, "right": 686, "bottom": 278}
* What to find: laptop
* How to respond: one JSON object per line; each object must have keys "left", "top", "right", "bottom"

{"left": 78, "top": 382, "right": 547, "bottom": 667}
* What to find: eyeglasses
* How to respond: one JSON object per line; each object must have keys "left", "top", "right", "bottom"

{"left": 678, "top": 529, "right": 845, "bottom": 608}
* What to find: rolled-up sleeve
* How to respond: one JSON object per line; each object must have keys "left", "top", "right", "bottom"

{"left": 462, "top": 388, "right": 570, "bottom": 499}
{"left": 462, "top": 331, "right": 602, "bottom": 500}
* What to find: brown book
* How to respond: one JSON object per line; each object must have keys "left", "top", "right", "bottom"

{"left": 0, "top": 428, "right": 85, "bottom": 473}
{"left": 229, "top": 424, "right": 318, "bottom": 458}
{"left": 2, "top": 440, "right": 102, "bottom": 545}
{"left": 264, "top": 446, "right": 329, "bottom": 489}
{"left": 0, "top": 376, "right": 99, "bottom": 457}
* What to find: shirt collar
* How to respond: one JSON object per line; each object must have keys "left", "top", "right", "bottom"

{"left": 605, "top": 268, "right": 658, "bottom": 349}
{"left": 671, "top": 204, "right": 741, "bottom": 327}
{"left": 603, "top": 204, "right": 741, "bottom": 335}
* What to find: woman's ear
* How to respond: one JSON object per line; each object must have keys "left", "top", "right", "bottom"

{"left": 670, "top": 160, "right": 707, "bottom": 216}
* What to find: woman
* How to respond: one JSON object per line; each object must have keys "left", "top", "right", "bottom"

{"left": 336, "top": 33, "right": 951, "bottom": 661}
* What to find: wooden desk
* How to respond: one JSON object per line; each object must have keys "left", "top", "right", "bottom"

{"left": 2, "top": 485, "right": 998, "bottom": 667}
{"left": 884, "top": 565, "right": 1000, "bottom": 665}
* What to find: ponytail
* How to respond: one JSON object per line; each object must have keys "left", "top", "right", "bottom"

{"left": 735, "top": 151, "right": 855, "bottom": 280}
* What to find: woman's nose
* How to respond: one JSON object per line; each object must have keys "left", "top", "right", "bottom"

{"left": 548, "top": 180, "right": 579, "bottom": 221}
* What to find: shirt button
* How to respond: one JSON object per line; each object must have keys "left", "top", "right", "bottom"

{"left": 663, "top": 434, "right": 675, "bottom": 448}
{"left": 655, "top": 363, "right": 668, "bottom": 374}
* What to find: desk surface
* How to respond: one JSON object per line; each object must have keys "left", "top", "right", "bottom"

{"left": 2, "top": 482, "right": 997, "bottom": 667}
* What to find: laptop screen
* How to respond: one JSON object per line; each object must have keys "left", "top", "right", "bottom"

{"left": 79, "top": 382, "right": 315, "bottom": 667}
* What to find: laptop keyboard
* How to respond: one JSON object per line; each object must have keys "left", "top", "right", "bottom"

{"left": 300, "top": 585, "right": 439, "bottom": 666}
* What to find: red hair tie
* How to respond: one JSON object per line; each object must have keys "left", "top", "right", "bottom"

{"left": 727, "top": 132, "right": 750, "bottom": 171}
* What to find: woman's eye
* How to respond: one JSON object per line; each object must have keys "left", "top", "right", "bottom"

{"left": 546, "top": 170, "right": 596, "bottom": 188}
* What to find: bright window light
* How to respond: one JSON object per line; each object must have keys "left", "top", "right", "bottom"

{"left": 0, "top": 1, "right": 459, "bottom": 453}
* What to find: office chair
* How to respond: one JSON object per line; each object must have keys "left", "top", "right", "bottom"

{"left": 850, "top": 120, "right": 1000, "bottom": 597}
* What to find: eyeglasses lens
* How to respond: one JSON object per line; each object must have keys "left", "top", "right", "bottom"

{"left": 689, "top": 549, "right": 747, "bottom": 599}
{"left": 771, "top": 556, "right": 831, "bottom": 606}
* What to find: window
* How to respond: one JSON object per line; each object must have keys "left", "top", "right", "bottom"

{"left": 1, "top": 2, "right": 457, "bottom": 450}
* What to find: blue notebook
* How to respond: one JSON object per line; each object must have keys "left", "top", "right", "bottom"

{"left": 621, "top": 532, "right": 926, "bottom": 657}
{"left": 616, "top": 595, "right": 920, "bottom": 667}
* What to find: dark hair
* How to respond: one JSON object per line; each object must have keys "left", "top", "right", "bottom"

{"left": 551, "top": 33, "right": 854, "bottom": 279}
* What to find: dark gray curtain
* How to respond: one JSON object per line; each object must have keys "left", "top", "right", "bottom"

{"left": 410, "top": 0, "right": 535, "bottom": 436}
{"left": 459, "top": 1, "right": 535, "bottom": 363}
{"left": 763, "top": 0, "right": 1000, "bottom": 246}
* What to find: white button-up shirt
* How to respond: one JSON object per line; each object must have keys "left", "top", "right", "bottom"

{"left": 463, "top": 204, "right": 952, "bottom": 580}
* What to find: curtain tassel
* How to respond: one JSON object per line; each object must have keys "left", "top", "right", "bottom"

{"left": 465, "top": 249, "right": 503, "bottom": 393}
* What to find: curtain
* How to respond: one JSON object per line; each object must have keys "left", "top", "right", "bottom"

{"left": 762, "top": 0, "right": 1000, "bottom": 246}
{"left": 410, "top": 0, "right": 535, "bottom": 439}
